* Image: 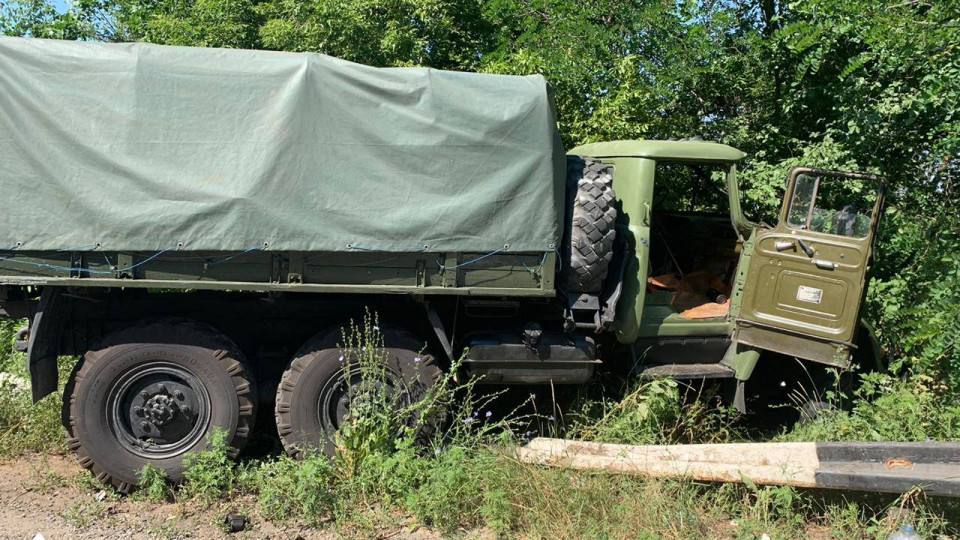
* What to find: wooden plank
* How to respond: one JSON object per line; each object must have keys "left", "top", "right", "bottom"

{"left": 518, "top": 438, "right": 960, "bottom": 497}
{"left": 518, "top": 438, "right": 818, "bottom": 487}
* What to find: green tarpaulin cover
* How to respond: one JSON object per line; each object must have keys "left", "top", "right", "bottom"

{"left": 0, "top": 38, "right": 564, "bottom": 253}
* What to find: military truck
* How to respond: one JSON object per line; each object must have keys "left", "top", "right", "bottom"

{"left": 0, "top": 38, "right": 885, "bottom": 491}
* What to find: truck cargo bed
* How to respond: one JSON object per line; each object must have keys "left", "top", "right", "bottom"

{"left": 0, "top": 249, "right": 556, "bottom": 296}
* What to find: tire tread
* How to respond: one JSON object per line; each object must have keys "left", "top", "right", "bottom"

{"left": 560, "top": 156, "right": 618, "bottom": 293}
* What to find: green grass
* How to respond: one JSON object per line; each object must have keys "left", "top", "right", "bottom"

{"left": 160, "top": 434, "right": 960, "bottom": 539}
{"left": 780, "top": 372, "right": 960, "bottom": 443}
{"left": 0, "top": 318, "right": 68, "bottom": 456}
{"left": 136, "top": 464, "right": 175, "bottom": 502}
{"left": 159, "top": 318, "right": 960, "bottom": 538}
{"left": 62, "top": 500, "right": 110, "bottom": 528}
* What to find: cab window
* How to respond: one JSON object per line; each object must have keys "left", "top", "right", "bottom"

{"left": 654, "top": 163, "right": 730, "bottom": 214}
{"left": 786, "top": 173, "right": 878, "bottom": 238}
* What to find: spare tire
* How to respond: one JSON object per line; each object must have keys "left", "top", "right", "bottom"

{"left": 560, "top": 155, "right": 617, "bottom": 293}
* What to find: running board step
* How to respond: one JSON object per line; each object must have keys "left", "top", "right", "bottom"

{"left": 639, "top": 363, "right": 735, "bottom": 380}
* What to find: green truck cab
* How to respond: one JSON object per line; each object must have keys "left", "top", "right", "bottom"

{"left": 0, "top": 39, "right": 885, "bottom": 493}
{"left": 574, "top": 140, "right": 883, "bottom": 363}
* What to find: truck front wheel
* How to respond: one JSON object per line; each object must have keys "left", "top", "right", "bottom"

{"left": 275, "top": 329, "right": 442, "bottom": 458}
{"left": 62, "top": 319, "right": 256, "bottom": 493}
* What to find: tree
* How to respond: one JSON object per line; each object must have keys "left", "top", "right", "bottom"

{"left": 3, "top": 0, "right": 959, "bottom": 388}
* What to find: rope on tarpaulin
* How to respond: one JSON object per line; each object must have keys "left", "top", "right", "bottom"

{"left": 0, "top": 242, "right": 558, "bottom": 275}
{"left": 56, "top": 243, "right": 101, "bottom": 252}
{"left": 0, "top": 246, "right": 180, "bottom": 275}
{"left": 348, "top": 244, "right": 556, "bottom": 274}
{"left": 516, "top": 251, "right": 550, "bottom": 276}
{"left": 0, "top": 244, "right": 268, "bottom": 275}
{"left": 435, "top": 246, "right": 509, "bottom": 271}
{"left": 347, "top": 243, "right": 522, "bottom": 272}
{"left": 347, "top": 244, "right": 431, "bottom": 252}
{"left": 204, "top": 246, "right": 266, "bottom": 266}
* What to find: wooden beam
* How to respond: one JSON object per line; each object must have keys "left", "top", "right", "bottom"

{"left": 517, "top": 438, "right": 960, "bottom": 497}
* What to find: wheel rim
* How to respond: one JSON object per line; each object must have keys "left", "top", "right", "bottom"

{"left": 318, "top": 365, "right": 407, "bottom": 432}
{"left": 106, "top": 362, "right": 211, "bottom": 459}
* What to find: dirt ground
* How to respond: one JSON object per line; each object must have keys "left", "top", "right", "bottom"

{"left": 0, "top": 454, "right": 450, "bottom": 540}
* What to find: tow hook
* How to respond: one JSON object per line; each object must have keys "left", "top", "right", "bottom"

{"left": 14, "top": 326, "right": 29, "bottom": 353}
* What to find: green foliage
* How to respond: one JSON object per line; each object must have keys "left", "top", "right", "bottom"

{"left": 404, "top": 446, "right": 494, "bottom": 532}
{"left": 571, "top": 378, "right": 680, "bottom": 445}
{"left": 136, "top": 464, "right": 174, "bottom": 502}
{"left": 0, "top": 0, "right": 85, "bottom": 38}
{"left": 331, "top": 316, "right": 404, "bottom": 473}
{"left": 565, "top": 377, "right": 742, "bottom": 446}
{"left": 325, "top": 313, "right": 518, "bottom": 530}
{"left": 249, "top": 453, "right": 336, "bottom": 524}
{"left": 0, "top": 322, "right": 69, "bottom": 456}
{"left": 0, "top": 391, "right": 65, "bottom": 455}
{"left": 782, "top": 372, "right": 960, "bottom": 443}
{"left": 258, "top": 0, "right": 490, "bottom": 69}
{"left": 180, "top": 429, "right": 236, "bottom": 503}
{"left": 0, "top": 318, "right": 25, "bottom": 373}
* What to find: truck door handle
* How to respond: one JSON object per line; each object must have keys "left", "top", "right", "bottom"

{"left": 775, "top": 241, "right": 796, "bottom": 252}
{"left": 813, "top": 259, "right": 837, "bottom": 270}
{"left": 796, "top": 238, "right": 816, "bottom": 257}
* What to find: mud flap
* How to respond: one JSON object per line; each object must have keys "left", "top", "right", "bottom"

{"left": 27, "top": 288, "right": 65, "bottom": 403}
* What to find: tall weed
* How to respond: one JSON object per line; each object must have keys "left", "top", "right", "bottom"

{"left": 180, "top": 429, "right": 236, "bottom": 503}
{"left": 782, "top": 372, "right": 960, "bottom": 442}
{"left": 248, "top": 453, "right": 336, "bottom": 524}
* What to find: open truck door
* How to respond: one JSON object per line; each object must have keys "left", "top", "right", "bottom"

{"left": 734, "top": 167, "right": 885, "bottom": 367}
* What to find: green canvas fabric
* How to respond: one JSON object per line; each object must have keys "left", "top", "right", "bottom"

{"left": 0, "top": 38, "right": 564, "bottom": 254}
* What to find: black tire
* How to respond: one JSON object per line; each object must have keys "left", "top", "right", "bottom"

{"left": 62, "top": 319, "right": 256, "bottom": 494}
{"left": 561, "top": 155, "right": 617, "bottom": 293}
{"left": 799, "top": 400, "right": 835, "bottom": 423}
{"left": 275, "top": 328, "right": 442, "bottom": 458}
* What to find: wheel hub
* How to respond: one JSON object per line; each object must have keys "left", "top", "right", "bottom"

{"left": 324, "top": 369, "right": 403, "bottom": 430}
{"left": 143, "top": 393, "right": 177, "bottom": 426}
{"left": 108, "top": 363, "right": 210, "bottom": 458}
{"left": 132, "top": 381, "right": 197, "bottom": 432}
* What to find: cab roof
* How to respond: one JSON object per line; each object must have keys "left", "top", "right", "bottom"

{"left": 569, "top": 140, "right": 746, "bottom": 163}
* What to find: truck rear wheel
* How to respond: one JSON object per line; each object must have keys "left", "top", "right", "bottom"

{"left": 62, "top": 319, "right": 256, "bottom": 493}
{"left": 561, "top": 155, "right": 617, "bottom": 293}
{"left": 275, "top": 329, "right": 442, "bottom": 458}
